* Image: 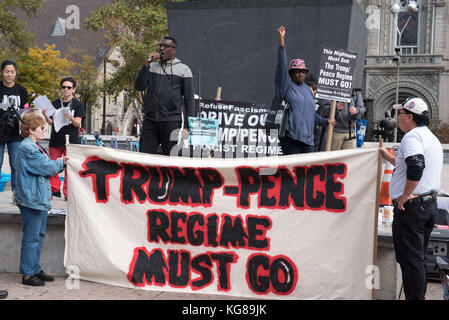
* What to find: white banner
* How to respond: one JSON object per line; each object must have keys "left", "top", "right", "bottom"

{"left": 64, "top": 145, "right": 379, "bottom": 299}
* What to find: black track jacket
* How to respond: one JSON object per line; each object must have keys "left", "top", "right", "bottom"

{"left": 135, "top": 58, "right": 195, "bottom": 128}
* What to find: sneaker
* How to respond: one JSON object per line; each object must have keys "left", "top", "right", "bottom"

{"left": 22, "top": 275, "right": 45, "bottom": 286}
{"left": 36, "top": 270, "right": 55, "bottom": 282}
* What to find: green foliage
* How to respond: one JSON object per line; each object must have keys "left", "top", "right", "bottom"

{"left": 0, "top": 0, "right": 44, "bottom": 52}
{"left": 84, "top": 0, "right": 183, "bottom": 112}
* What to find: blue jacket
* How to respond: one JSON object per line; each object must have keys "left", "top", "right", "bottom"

{"left": 14, "top": 137, "right": 64, "bottom": 211}
{"left": 275, "top": 46, "right": 327, "bottom": 145}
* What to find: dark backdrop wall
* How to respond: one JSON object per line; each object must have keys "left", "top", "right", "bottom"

{"left": 167, "top": 0, "right": 367, "bottom": 104}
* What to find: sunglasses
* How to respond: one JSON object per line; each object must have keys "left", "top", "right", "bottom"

{"left": 158, "top": 43, "right": 176, "bottom": 49}
{"left": 61, "top": 86, "right": 73, "bottom": 90}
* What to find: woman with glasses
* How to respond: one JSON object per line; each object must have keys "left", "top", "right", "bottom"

{"left": 0, "top": 60, "right": 29, "bottom": 201}
{"left": 14, "top": 111, "right": 67, "bottom": 286}
{"left": 42, "top": 77, "right": 85, "bottom": 200}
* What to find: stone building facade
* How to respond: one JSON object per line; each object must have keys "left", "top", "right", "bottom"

{"left": 90, "top": 48, "right": 141, "bottom": 136}
{"left": 363, "top": 0, "right": 449, "bottom": 128}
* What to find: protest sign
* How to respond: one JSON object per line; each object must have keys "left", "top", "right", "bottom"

{"left": 65, "top": 145, "right": 379, "bottom": 299}
{"left": 316, "top": 48, "right": 358, "bottom": 103}
{"left": 188, "top": 117, "right": 219, "bottom": 146}
{"left": 184, "top": 99, "right": 280, "bottom": 158}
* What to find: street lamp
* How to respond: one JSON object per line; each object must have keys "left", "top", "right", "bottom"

{"left": 390, "top": 0, "right": 419, "bottom": 142}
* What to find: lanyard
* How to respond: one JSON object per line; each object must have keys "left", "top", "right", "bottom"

{"left": 36, "top": 142, "right": 50, "bottom": 160}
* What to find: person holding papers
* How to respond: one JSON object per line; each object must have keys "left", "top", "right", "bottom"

{"left": 0, "top": 60, "right": 29, "bottom": 201}
{"left": 42, "top": 77, "right": 85, "bottom": 200}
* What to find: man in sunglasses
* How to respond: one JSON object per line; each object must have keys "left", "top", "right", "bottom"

{"left": 135, "top": 36, "right": 195, "bottom": 155}
{"left": 380, "top": 97, "right": 443, "bottom": 300}
{"left": 42, "top": 77, "right": 85, "bottom": 200}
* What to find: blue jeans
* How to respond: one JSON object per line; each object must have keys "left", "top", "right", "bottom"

{"left": 19, "top": 205, "right": 48, "bottom": 276}
{"left": 0, "top": 140, "right": 20, "bottom": 191}
{"left": 279, "top": 136, "right": 314, "bottom": 155}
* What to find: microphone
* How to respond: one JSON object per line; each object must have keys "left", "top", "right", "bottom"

{"left": 148, "top": 51, "right": 163, "bottom": 64}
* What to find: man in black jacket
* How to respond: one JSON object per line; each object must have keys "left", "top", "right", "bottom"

{"left": 135, "top": 36, "right": 195, "bottom": 155}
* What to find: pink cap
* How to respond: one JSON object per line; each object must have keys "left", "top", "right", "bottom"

{"left": 288, "top": 59, "right": 309, "bottom": 72}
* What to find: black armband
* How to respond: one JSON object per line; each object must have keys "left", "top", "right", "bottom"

{"left": 405, "top": 154, "right": 425, "bottom": 181}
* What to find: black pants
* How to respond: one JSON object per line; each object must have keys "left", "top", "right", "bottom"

{"left": 392, "top": 197, "right": 437, "bottom": 300}
{"left": 279, "top": 136, "right": 314, "bottom": 155}
{"left": 140, "top": 118, "right": 182, "bottom": 156}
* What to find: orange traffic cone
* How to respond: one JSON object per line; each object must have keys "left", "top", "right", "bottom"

{"left": 379, "top": 148, "right": 394, "bottom": 206}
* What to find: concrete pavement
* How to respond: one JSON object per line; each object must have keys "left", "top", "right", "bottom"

{"left": 0, "top": 272, "right": 444, "bottom": 300}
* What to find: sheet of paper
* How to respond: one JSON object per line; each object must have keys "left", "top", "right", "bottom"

{"left": 54, "top": 107, "right": 73, "bottom": 133}
{"left": 32, "top": 95, "right": 57, "bottom": 117}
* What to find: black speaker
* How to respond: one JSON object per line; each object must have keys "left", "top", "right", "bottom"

{"left": 167, "top": 0, "right": 367, "bottom": 104}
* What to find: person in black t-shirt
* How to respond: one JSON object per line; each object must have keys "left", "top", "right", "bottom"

{"left": 42, "top": 77, "right": 85, "bottom": 200}
{"left": 0, "top": 60, "right": 29, "bottom": 196}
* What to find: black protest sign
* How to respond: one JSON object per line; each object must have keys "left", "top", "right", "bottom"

{"left": 183, "top": 99, "right": 281, "bottom": 158}
{"left": 316, "top": 48, "right": 358, "bottom": 103}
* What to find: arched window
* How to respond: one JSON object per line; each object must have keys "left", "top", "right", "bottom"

{"left": 395, "top": 0, "right": 420, "bottom": 55}
{"left": 130, "top": 118, "right": 138, "bottom": 136}
{"left": 105, "top": 122, "right": 113, "bottom": 135}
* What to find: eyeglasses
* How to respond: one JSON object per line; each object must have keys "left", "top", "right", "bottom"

{"left": 158, "top": 43, "right": 176, "bottom": 49}
{"left": 61, "top": 86, "right": 73, "bottom": 90}
{"left": 397, "top": 111, "right": 409, "bottom": 116}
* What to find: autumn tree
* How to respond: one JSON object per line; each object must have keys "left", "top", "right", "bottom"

{"left": 0, "top": 0, "right": 43, "bottom": 53}
{"left": 84, "top": 0, "right": 182, "bottom": 125}
{"left": 16, "top": 44, "right": 73, "bottom": 101}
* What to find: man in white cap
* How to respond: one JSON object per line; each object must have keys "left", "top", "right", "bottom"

{"left": 381, "top": 97, "right": 443, "bottom": 300}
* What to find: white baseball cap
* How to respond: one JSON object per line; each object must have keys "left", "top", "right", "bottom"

{"left": 394, "top": 97, "right": 428, "bottom": 115}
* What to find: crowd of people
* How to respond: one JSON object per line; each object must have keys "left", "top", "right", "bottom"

{"left": 0, "top": 59, "right": 84, "bottom": 292}
{"left": 0, "top": 27, "right": 445, "bottom": 301}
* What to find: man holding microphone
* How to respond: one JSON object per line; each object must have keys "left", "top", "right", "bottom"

{"left": 135, "top": 36, "right": 195, "bottom": 155}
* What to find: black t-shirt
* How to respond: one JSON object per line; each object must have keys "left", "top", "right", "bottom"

{"left": 0, "top": 83, "right": 28, "bottom": 142}
{"left": 49, "top": 98, "right": 85, "bottom": 148}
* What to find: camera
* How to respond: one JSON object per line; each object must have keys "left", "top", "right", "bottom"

{"left": 0, "top": 99, "right": 21, "bottom": 139}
